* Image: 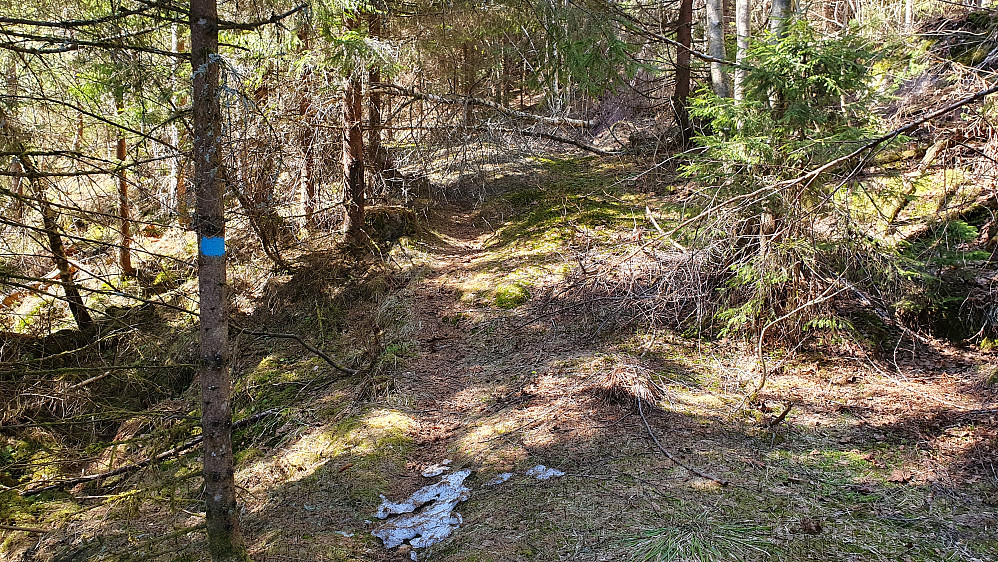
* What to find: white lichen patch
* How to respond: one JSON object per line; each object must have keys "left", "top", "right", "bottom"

{"left": 372, "top": 469, "right": 472, "bottom": 549}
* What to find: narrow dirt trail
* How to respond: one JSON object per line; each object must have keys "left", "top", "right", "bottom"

{"left": 394, "top": 201, "right": 578, "bottom": 471}
{"left": 403, "top": 204, "right": 498, "bottom": 462}
{"left": 393, "top": 199, "right": 618, "bottom": 479}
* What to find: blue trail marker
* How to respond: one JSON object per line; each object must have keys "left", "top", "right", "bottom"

{"left": 200, "top": 236, "right": 225, "bottom": 257}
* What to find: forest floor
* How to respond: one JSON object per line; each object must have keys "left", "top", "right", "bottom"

{"left": 4, "top": 157, "right": 998, "bottom": 562}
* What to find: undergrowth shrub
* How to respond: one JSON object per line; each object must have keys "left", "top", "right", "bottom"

{"left": 678, "top": 21, "right": 902, "bottom": 341}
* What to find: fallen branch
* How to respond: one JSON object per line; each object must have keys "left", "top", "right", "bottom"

{"left": 20, "top": 409, "right": 279, "bottom": 497}
{"left": 502, "top": 127, "right": 618, "bottom": 156}
{"left": 0, "top": 524, "right": 49, "bottom": 533}
{"left": 1, "top": 272, "right": 198, "bottom": 317}
{"left": 766, "top": 402, "right": 793, "bottom": 428}
{"left": 14, "top": 363, "right": 196, "bottom": 377}
{"left": 780, "top": 80, "right": 998, "bottom": 189}
{"left": 753, "top": 283, "right": 848, "bottom": 398}
{"left": 637, "top": 399, "right": 730, "bottom": 487}
{"left": 610, "top": 183, "right": 778, "bottom": 268}
{"left": 236, "top": 328, "right": 358, "bottom": 375}
{"left": 379, "top": 84, "right": 596, "bottom": 129}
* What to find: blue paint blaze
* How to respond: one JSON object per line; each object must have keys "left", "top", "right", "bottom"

{"left": 200, "top": 236, "right": 225, "bottom": 256}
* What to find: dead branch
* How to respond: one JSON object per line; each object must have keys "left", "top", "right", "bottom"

{"left": 753, "top": 283, "right": 848, "bottom": 398}
{"left": 0, "top": 524, "right": 49, "bottom": 533}
{"left": 611, "top": 183, "right": 779, "bottom": 267}
{"left": 500, "top": 127, "right": 618, "bottom": 156}
{"left": 236, "top": 328, "right": 358, "bottom": 375}
{"left": 610, "top": 7, "right": 750, "bottom": 69}
{"left": 781, "top": 80, "right": 998, "bottom": 189}
{"left": 379, "top": 84, "right": 596, "bottom": 129}
{"left": 0, "top": 275, "right": 197, "bottom": 317}
{"left": 11, "top": 364, "right": 196, "bottom": 378}
{"left": 766, "top": 402, "right": 793, "bottom": 428}
{"left": 19, "top": 409, "right": 279, "bottom": 497}
{"left": 637, "top": 399, "right": 730, "bottom": 487}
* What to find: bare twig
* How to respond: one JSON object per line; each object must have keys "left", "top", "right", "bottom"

{"left": 379, "top": 84, "right": 596, "bottom": 129}
{"left": 11, "top": 364, "right": 196, "bottom": 378}
{"left": 766, "top": 402, "right": 793, "bottom": 428}
{"left": 501, "top": 127, "right": 618, "bottom": 156}
{"left": 753, "top": 283, "right": 848, "bottom": 398}
{"left": 236, "top": 328, "right": 358, "bottom": 375}
{"left": 19, "top": 409, "right": 279, "bottom": 497}
{"left": 780, "top": 80, "right": 998, "bottom": 190}
{"left": 637, "top": 399, "right": 730, "bottom": 487}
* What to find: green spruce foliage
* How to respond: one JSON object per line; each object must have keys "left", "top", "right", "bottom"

{"left": 681, "top": 21, "right": 896, "bottom": 338}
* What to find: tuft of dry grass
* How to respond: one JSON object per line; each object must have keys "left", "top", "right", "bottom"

{"left": 583, "top": 361, "right": 664, "bottom": 408}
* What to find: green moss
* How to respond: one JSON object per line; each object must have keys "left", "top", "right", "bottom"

{"left": 153, "top": 270, "right": 176, "bottom": 286}
{"left": 494, "top": 284, "right": 530, "bottom": 309}
{"left": 234, "top": 447, "right": 263, "bottom": 466}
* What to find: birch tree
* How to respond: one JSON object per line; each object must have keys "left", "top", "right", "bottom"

{"left": 734, "top": 0, "right": 750, "bottom": 101}
{"left": 706, "top": 0, "right": 730, "bottom": 97}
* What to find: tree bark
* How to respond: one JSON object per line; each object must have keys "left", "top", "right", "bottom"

{"left": 673, "top": 0, "right": 694, "bottom": 145}
{"left": 770, "top": 0, "right": 791, "bottom": 37}
{"left": 1, "top": 108, "right": 93, "bottom": 333}
{"left": 368, "top": 11, "right": 386, "bottom": 179}
{"left": 706, "top": 0, "right": 730, "bottom": 98}
{"left": 341, "top": 13, "right": 365, "bottom": 246}
{"left": 114, "top": 93, "right": 136, "bottom": 277}
{"left": 190, "top": 0, "right": 249, "bottom": 559}
{"left": 734, "top": 0, "right": 750, "bottom": 101}
{"left": 768, "top": 0, "right": 790, "bottom": 110}
{"left": 26, "top": 161, "right": 94, "bottom": 334}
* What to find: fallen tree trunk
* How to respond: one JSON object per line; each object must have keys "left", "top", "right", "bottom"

{"left": 379, "top": 84, "right": 596, "bottom": 129}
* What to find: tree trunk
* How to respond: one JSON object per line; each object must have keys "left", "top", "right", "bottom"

{"left": 23, "top": 158, "right": 94, "bottom": 334}
{"left": 341, "top": 13, "right": 366, "bottom": 246}
{"left": 734, "top": 0, "right": 750, "bottom": 102}
{"left": 10, "top": 158, "right": 23, "bottom": 221}
{"left": 295, "top": 22, "right": 316, "bottom": 229}
{"left": 190, "top": 0, "right": 249, "bottom": 559}
{"left": 114, "top": 94, "right": 136, "bottom": 277}
{"left": 368, "top": 11, "right": 386, "bottom": 179}
{"left": 706, "top": 0, "right": 730, "bottom": 98}
{"left": 768, "top": 0, "right": 790, "bottom": 110}
{"left": 770, "top": 0, "right": 790, "bottom": 37}
{"left": 673, "top": 0, "right": 694, "bottom": 145}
